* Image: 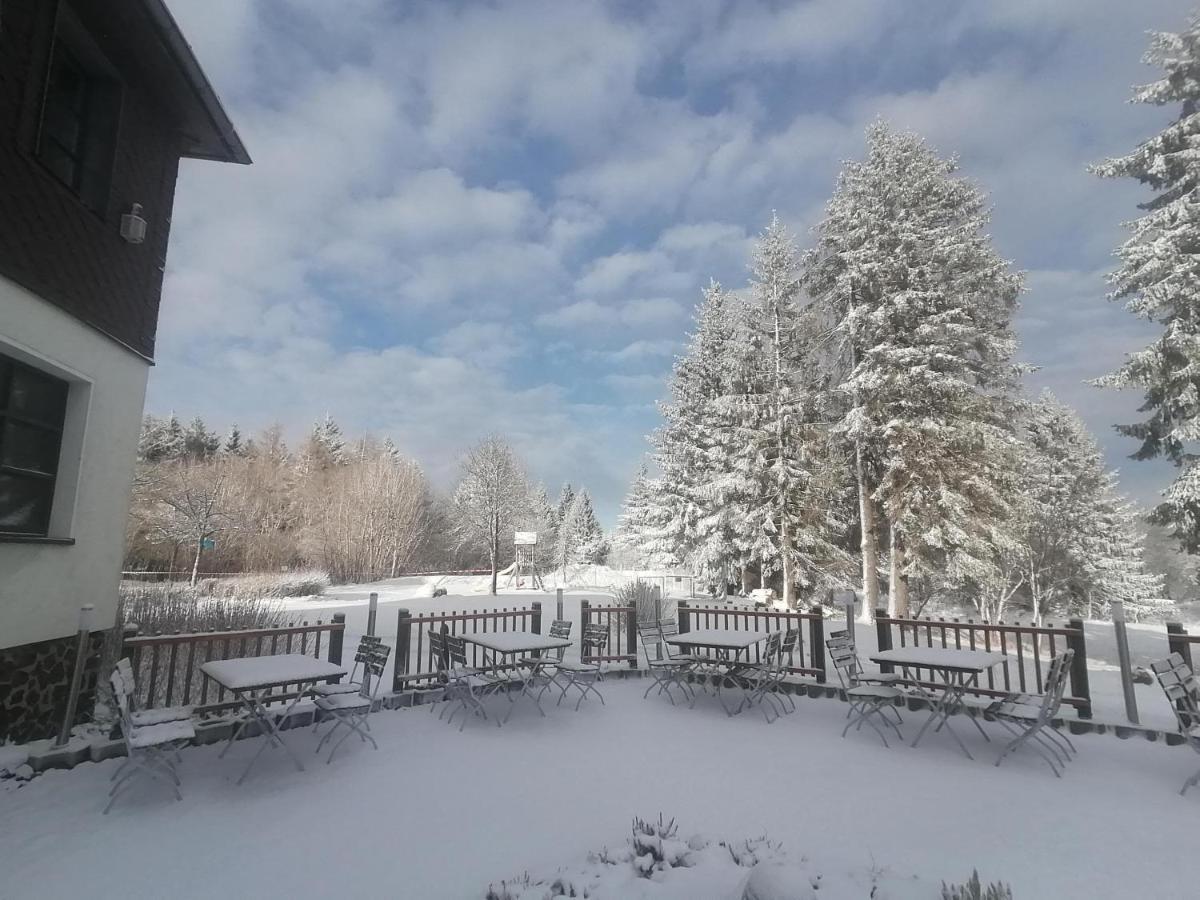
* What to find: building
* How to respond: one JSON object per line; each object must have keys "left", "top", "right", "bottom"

{"left": 0, "top": 0, "right": 248, "bottom": 742}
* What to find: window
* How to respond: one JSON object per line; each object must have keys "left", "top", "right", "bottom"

{"left": 0, "top": 354, "right": 68, "bottom": 536}
{"left": 36, "top": 12, "right": 121, "bottom": 213}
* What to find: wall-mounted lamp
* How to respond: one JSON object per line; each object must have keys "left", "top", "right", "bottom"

{"left": 120, "top": 203, "right": 147, "bottom": 244}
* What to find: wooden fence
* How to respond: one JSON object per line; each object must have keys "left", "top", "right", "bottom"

{"left": 121, "top": 615, "right": 346, "bottom": 715}
{"left": 1166, "top": 622, "right": 1200, "bottom": 672}
{"left": 677, "top": 601, "right": 827, "bottom": 682}
{"left": 580, "top": 599, "right": 638, "bottom": 667}
{"left": 874, "top": 610, "right": 1092, "bottom": 718}
{"left": 393, "top": 603, "right": 541, "bottom": 692}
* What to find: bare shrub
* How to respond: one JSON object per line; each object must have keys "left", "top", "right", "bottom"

{"left": 615, "top": 580, "right": 674, "bottom": 626}
{"left": 941, "top": 871, "right": 1013, "bottom": 900}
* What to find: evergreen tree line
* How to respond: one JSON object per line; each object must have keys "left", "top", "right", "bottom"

{"left": 614, "top": 120, "right": 1170, "bottom": 624}
{"left": 126, "top": 416, "right": 607, "bottom": 590}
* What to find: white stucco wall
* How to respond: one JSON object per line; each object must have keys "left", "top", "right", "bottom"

{"left": 0, "top": 273, "right": 149, "bottom": 648}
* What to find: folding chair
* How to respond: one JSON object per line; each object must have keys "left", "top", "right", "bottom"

{"left": 738, "top": 629, "right": 800, "bottom": 722}
{"left": 312, "top": 635, "right": 385, "bottom": 731}
{"left": 433, "top": 631, "right": 504, "bottom": 731}
{"left": 657, "top": 619, "right": 716, "bottom": 694}
{"left": 115, "top": 657, "right": 194, "bottom": 728}
{"left": 637, "top": 622, "right": 695, "bottom": 705}
{"left": 1150, "top": 653, "right": 1200, "bottom": 795}
{"left": 519, "top": 619, "right": 572, "bottom": 699}
{"left": 989, "top": 649, "right": 1075, "bottom": 777}
{"left": 315, "top": 640, "right": 391, "bottom": 763}
{"left": 825, "top": 629, "right": 904, "bottom": 687}
{"left": 826, "top": 635, "right": 905, "bottom": 746}
{"left": 105, "top": 661, "right": 195, "bottom": 814}
{"left": 550, "top": 623, "right": 608, "bottom": 710}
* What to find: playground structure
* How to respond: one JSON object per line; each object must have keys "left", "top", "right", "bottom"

{"left": 505, "top": 531, "right": 544, "bottom": 590}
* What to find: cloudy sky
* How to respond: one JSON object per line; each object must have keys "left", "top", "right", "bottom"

{"left": 153, "top": 0, "right": 1191, "bottom": 526}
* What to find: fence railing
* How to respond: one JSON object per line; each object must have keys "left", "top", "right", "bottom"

{"left": 874, "top": 610, "right": 1092, "bottom": 718}
{"left": 581, "top": 599, "right": 638, "bottom": 667}
{"left": 393, "top": 603, "right": 541, "bottom": 692}
{"left": 121, "top": 615, "right": 346, "bottom": 715}
{"left": 677, "top": 601, "right": 827, "bottom": 682}
{"left": 1166, "top": 622, "right": 1200, "bottom": 672}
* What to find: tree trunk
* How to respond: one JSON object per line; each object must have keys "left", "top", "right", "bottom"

{"left": 855, "top": 441, "right": 879, "bottom": 623}
{"left": 190, "top": 536, "right": 204, "bottom": 587}
{"left": 490, "top": 515, "right": 499, "bottom": 595}
{"left": 889, "top": 526, "right": 909, "bottom": 618}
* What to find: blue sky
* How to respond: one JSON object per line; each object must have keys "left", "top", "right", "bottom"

{"left": 153, "top": 0, "right": 1190, "bottom": 526}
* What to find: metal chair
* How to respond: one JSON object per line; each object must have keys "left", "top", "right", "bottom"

{"left": 826, "top": 635, "right": 905, "bottom": 747}
{"left": 315, "top": 640, "right": 391, "bottom": 763}
{"left": 105, "top": 660, "right": 195, "bottom": 814}
{"left": 1151, "top": 653, "right": 1200, "bottom": 794}
{"left": 519, "top": 619, "right": 573, "bottom": 700}
{"left": 550, "top": 623, "right": 608, "bottom": 710}
{"left": 314, "top": 634, "right": 384, "bottom": 697}
{"left": 430, "top": 630, "right": 504, "bottom": 731}
{"left": 637, "top": 622, "right": 695, "bottom": 705}
{"left": 738, "top": 629, "right": 800, "bottom": 722}
{"left": 825, "top": 629, "right": 904, "bottom": 688}
{"left": 989, "top": 649, "right": 1075, "bottom": 777}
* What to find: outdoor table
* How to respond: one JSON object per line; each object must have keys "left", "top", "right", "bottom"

{"left": 201, "top": 654, "right": 346, "bottom": 784}
{"left": 461, "top": 632, "right": 572, "bottom": 723}
{"left": 869, "top": 647, "right": 1005, "bottom": 759}
{"left": 664, "top": 629, "right": 771, "bottom": 716}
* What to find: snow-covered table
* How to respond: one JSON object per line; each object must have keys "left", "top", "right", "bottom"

{"left": 201, "top": 654, "right": 347, "bottom": 783}
{"left": 665, "top": 629, "right": 772, "bottom": 717}
{"left": 461, "top": 632, "right": 573, "bottom": 722}
{"left": 870, "top": 647, "right": 1005, "bottom": 758}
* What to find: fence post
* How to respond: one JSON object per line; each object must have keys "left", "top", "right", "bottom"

{"left": 581, "top": 598, "right": 590, "bottom": 665}
{"left": 532, "top": 601, "right": 542, "bottom": 635}
{"left": 1167, "top": 622, "right": 1194, "bottom": 671}
{"left": 556, "top": 588, "right": 564, "bottom": 621}
{"left": 678, "top": 600, "right": 690, "bottom": 634}
{"left": 875, "top": 608, "right": 893, "bottom": 674}
{"left": 367, "top": 592, "right": 378, "bottom": 637}
{"left": 1111, "top": 601, "right": 1139, "bottom": 725}
{"left": 1066, "top": 617, "right": 1093, "bottom": 720}
{"left": 393, "top": 608, "right": 411, "bottom": 694}
{"left": 809, "top": 604, "right": 825, "bottom": 683}
{"left": 626, "top": 599, "right": 638, "bottom": 669}
{"left": 55, "top": 604, "right": 95, "bottom": 747}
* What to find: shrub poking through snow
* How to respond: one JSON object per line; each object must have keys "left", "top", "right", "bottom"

{"left": 614, "top": 580, "right": 674, "bottom": 625}
{"left": 483, "top": 873, "right": 588, "bottom": 899}
{"left": 941, "top": 870, "right": 1013, "bottom": 900}
{"left": 630, "top": 813, "right": 693, "bottom": 877}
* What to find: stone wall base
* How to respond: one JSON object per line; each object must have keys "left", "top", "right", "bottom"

{"left": 0, "top": 630, "right": 106, "bottom": 743}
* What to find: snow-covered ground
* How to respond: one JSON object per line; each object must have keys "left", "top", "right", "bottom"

{"left": 3, "top": 676, "right": 1200, "bottom": 899}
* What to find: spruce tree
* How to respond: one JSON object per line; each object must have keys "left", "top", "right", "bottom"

{"left": 224, "top": 425, "right": 246, "bottom": 456}
{"left": 805, "top": 122, "right": 1024, "bottom": 615}
{"left": 1092, "top": 13, "right": 1200, "bottom": 552}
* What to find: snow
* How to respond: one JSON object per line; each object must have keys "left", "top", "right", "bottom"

{"left": 462, "top": 632, "right": 572, "bottom": 654}
{"left": 3, "top": 677, "right": 1200, "bottom": 898}
{"left": 668, "top": 629, "right": 771, "bottom": 651}
{"left": 199, "top": 654, "right": 346, "bottom": 690}
{"left": 871, "top": 648, "right": 1005, "bottom": 672}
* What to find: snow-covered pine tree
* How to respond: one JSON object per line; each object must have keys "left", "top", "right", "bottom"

{"left": 223, "top": 425, "right": 246, "bottom": 456}
{"left": 729, "top": 216, "right": 850, "bottom": 603}
{"left": 614, "top": 465, "right": 681, "bottom": 569}
{"left": 651, "top": 281, "right": 752, "bottom": 586}
{"left": 138, "top": 415, "right": 169, "bottom": 462}
{"left": 805, "top": 122, "right": 1024, "bottom": 616}
{"left": 161, "top": 413, "right": 186, "bottom": 461}
{"left": 1092, "top": 13, "right": 1200, "bottom": 553}
{"left": 572, "top": 489, "right": 609, "bottom": 565}
{"left": 301, "top": 414, "right": 347, "bottom": 473}
{"left": 1019, "top": 393, "right": 1167, "bottom": 623}
{"left": 184, "top": 416, "right": 221, "bottom": 459}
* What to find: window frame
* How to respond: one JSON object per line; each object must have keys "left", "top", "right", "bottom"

{"left": 0, "top": 353, "right": 69, "bottom": 538}
{"left": 34, "top": 3, "right": 124, "bottom": 218}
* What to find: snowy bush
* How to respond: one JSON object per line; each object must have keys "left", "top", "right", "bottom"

{"left": 205, "top": 569, "right": 331, "bottom": 599}
{"left": 941, "top": 871, "right": 1012, "bottom": 900}
{"left": 117, "top": 581, "right": 285, "bottom": 633}
{"left": 629, "top": 814, "right": 693, "bottom": 877}
{"left": 614, "top": 580, "right": 673, "bottom": 626}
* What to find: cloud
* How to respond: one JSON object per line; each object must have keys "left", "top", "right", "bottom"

{"left": 154, "top": 0, "right": 1198, "bottom": 522}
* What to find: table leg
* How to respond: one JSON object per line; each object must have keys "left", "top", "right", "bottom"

{"left": 910, "top": 672, "right": 981, "bottom": 759}
{"left": 231, "top": 684, "right": 315, "bottom": 785}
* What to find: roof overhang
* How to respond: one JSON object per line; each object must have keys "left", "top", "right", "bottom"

{"left": 70, "top": 0, "right": 251, "bottom": 165}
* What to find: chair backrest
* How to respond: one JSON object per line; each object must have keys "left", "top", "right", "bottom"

{"left": 1152, "top": 653, "right": 1200, "bottom": 732}
{"left": 547, "top": 620, "right": 572, "bottom": 660}
{"left": 581, "top": 623, "right": 609, "bottom": 652}
{"left": 1039, "top": 649, "right": 1074, "bottom": 719}
{"left": 358, "top": 641, "right": 392, "bottom": 699}
{"left": 825, "top": 635, "right": 862, "bottom": 688}
{"left": 760, "top": 631, "right": 782, "bottom": 665}
{"left": 446, "top": 634, "right": 470, "bottom": 670}
{"left": 428, "top": 630, "right": 449, "bottom": 676}
{"left": 779, "top": 628, "right": 800, "bottom": 658}
{"left": 347, "top": 634, "right": 384, "bottom": 683}
{"left": 637, "top": 623, "right": 663, "bottom": 662}
{"left": 656, "top": 620, "right": 691, "bottom": 662}
{"left": 110, "top": 662, "right": 135, "bottom": 743}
